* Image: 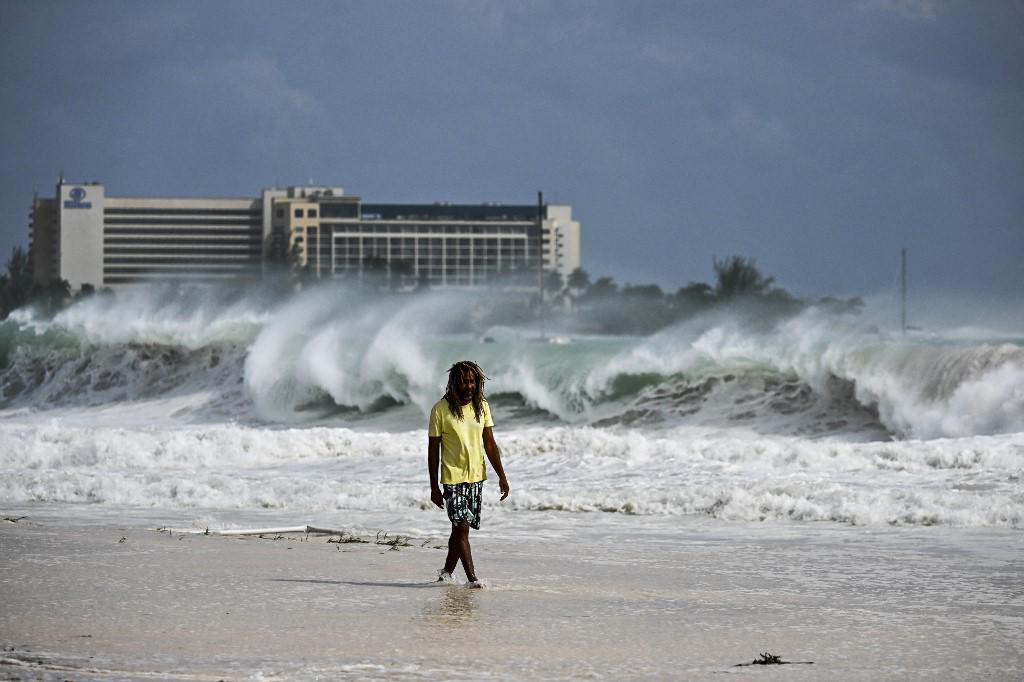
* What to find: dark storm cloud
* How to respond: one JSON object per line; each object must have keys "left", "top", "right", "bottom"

{"left": 1, "top": 0, "right": 1021, "bottom": 300}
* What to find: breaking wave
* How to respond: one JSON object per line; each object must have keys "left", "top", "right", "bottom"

{"left": 1, "top": 284, "right": 1021, "bottom": 530}
{"left": 1, "top": 285, "right": 1021, "bottom": 439}
{"left": 1, "top": 422, "right": 1021, "bottom": 528}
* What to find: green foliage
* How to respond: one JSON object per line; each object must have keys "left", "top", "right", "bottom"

{"left": 566, "top": 267, "right": 590, "bottom": 292}
{"left": 559, "top": 254, "right": 863, "bottom": 334}
{"left": 676, "top": 281, "right": 714, "bottom": 304}
{"left": 713, "top": 255, "right": 774, "bottom": 300}
{"left": 584, "top": 276, "right": 618, "bottom": 300}
{"left": 0, "top": 245, "right": 863, "bottom": 336}
{"left": 31, "top": 278, "right": 71, "bottom": 317}
{"left": 73, "top": 283, "right": 96, "bottom": 302}
{"left": 621, "top": 284, "right": 664, "bottom": 299}
{"left": 0, "top": 247, "right": 33, "bottom": 318}
{"left": 543, "top": 269, "right": 564, "bottom": 295}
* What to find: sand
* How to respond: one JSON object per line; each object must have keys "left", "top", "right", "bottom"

{"left": 1, "top": 511, "right": 1022, "bottom": 681}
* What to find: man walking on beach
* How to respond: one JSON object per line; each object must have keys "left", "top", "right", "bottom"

{"left": 428, "top": 360, "right": 509, "bottom": 587}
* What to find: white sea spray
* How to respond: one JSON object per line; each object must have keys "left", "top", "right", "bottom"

{"left": 2, "top": 420, "right": 1021, "bottom": 528}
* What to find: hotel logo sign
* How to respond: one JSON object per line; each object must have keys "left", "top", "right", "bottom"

{"left": 64, "top": 187, "right": 93, "bottom": 209}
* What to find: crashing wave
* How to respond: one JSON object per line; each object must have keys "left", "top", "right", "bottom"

{"left": 0, "top": 286, "right": 1021, "bottom": 439}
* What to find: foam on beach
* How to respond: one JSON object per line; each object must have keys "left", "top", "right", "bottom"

{"left": 2, "top": 420, "right": 1021, "bottom": 528}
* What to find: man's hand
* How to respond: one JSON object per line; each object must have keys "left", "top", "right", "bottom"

{"left": 428, "top": 437, "right": 443, "bottom": 509}
{"left": 482, "top": 427, "right": 509, "bottom": 502}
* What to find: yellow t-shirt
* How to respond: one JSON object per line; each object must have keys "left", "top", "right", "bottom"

{"left": 429, "top": 397, "right": 493, "bottom": 485}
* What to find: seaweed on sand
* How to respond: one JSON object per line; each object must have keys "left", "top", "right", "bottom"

{"left": 734, "top": 651, "right": 814, "bottom": 667}
{"left": 326, "top": 532, "right": 369, "bottom": 544}
{"left": 375, "top": 530, "right": 412, "bottom": 550}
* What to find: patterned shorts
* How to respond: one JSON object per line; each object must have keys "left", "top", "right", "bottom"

{"left": 443, "top": 481, "right": 484, "bottom": 530}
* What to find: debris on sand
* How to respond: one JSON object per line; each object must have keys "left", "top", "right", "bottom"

{"left": 735, "top": 651, "right": 814, "bottom": 667}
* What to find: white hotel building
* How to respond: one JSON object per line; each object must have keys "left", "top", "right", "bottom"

{"left": 30, "top": 180, "right": 581, "bottom": 292}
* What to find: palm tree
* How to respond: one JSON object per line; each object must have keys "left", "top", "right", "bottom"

{"left": 713, "top": 256, "right": 774, "bottom": 300}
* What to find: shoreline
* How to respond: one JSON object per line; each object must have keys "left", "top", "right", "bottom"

{"left": 2, "top": 511, "right": 1022, "bottom": 680}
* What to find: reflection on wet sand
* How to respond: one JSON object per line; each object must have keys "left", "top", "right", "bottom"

{"left": 421, "top": 586, "right": 480, "bottom": 627}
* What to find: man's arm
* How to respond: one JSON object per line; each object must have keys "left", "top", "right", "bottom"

{"left": 428, "top": 436, "right": 444, "bottom": 509}
{"left": 482, "top": 426, "right": 509, "bottom": 501}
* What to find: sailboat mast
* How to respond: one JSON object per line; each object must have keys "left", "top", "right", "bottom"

{"left": 901, "top": 248, "right": 907, "bottom": 335}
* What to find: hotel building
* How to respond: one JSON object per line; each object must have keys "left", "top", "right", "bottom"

{"left": 30, "top": 180, "right": 580, "bottom": 292}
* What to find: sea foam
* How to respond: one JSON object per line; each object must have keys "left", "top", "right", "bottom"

{"left": 3, "top": 420, "right": 1020, "bottom": 528}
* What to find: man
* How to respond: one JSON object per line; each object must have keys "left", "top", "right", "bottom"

{"left": 428, "top": 360, "right": 509, "bottom": 587}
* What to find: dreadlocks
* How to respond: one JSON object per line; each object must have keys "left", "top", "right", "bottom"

{"left": 444, "top": 360, "right": 488, "bottom": 422}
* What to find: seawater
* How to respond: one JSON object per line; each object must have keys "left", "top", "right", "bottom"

{"left": 1, "top": 283, "right": 1022, "bottom": 531}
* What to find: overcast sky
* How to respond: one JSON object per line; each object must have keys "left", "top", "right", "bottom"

{"left": 1, "top": 0, "right": 1021, "bottom": 300}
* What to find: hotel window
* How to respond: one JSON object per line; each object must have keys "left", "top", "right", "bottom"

{"left": 308, "top": 209, "right": 317, "bottom": 218}
{"left": 294, "top": 208, "right": 304, "bottom": 218}
{"left": 276, "top": 208, "right": 284, "bottom": 219}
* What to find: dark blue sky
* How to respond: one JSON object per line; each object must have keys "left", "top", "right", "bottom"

{"left": 2, "top": 1, "right": 1021, "bottom": 299}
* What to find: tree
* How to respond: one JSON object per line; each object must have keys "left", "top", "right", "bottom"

{"left": 675, "top": 282, "right": 714, "bottom": 306}
{"left": 31, "top": 278, "right": 71, "bottom": 317}
{"left": 713, "top": 256, "right": 774, "bottom": 300}
{"left": 621, "top": 284, "right": 664, "bottom": 300}
{"left": 670, "top": 281, "right": 716, "bottom": 320}
{"left": 543, "top": 270, "right": 564, "bottom": 297}
{"left": 73, "top": 283, "right": 96, "bottom": 302}
{"left": 585, "top": 276, "right": 618, "bottom": 300}
{"left": 563, "top": 267, "right": 590, "bottom": 311}
{"left": 263, "top": 229, "right": 288, "bottom": 264}
{"left": 0, "top": 246, "right": 33, "bottom": 318}
{"left": 567, "top": 267, "right": 590, "bottom": 292}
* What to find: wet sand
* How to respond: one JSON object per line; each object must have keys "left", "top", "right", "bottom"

{"left": 1, "top": 513, "right": 1021, "bottom": 681}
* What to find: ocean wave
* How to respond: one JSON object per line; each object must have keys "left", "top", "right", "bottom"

{"left": 2, "top": 422, "right": 1021, "bottom": 528}
{"left": 0, "top": 287, "right": 1021, "bottom": 439}
{"left": 8, "top": 283, "right": 271, "bottom": 348}
{"left": 0, "top": 342, "right": 250, "bottom": 418}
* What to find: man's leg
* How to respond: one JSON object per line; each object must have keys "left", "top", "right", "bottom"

{"left": 442, "top": 524, "right": 460, "bottom": 576}
{"left": 443, "top": 522, "right": 477, "bottom": 582}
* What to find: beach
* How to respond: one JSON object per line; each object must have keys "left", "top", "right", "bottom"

{"left": 2, "top": 508, "right": 1021, "bottom": 681}
{"left": 2, "top": 290, "right": 1023, "bottom": 680}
